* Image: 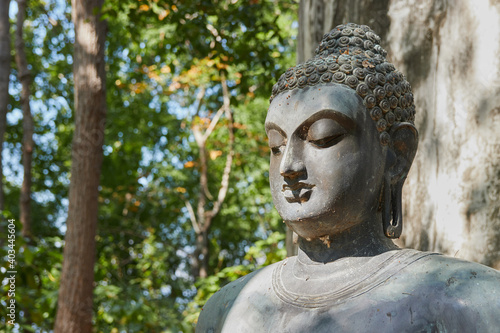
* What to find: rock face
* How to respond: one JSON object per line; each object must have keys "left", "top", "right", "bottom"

{"left": 298, "top": 0, "right": 500, "bottom": 268}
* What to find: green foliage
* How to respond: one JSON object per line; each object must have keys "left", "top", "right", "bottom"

{"left": 2, "top": 1, "right": 73, "bottom": 330}
{"left": 0, "top": 216, "right": 62, "bottom": 331}
{"left": 3, "top": 0, "right": 297, "bottom": 331}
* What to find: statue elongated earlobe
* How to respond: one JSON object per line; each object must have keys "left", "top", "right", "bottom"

{"left": 382, "top": 173, "right": 391, "bottom": 236}
{"left": 383, "top": 178, "right": 403, "bottom": 238}
{"left": 382, "top": 150, "right": 403, "bottom": 239}
{"left": 382, "top": 122, "right": 418, "bottom": 239}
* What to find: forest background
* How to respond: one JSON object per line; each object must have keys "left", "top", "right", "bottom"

{"left": 1, "top": 0, "right": 296, "bottom": 331}
{"left": 1, "top": 0, "right": 500, "bottom": 332}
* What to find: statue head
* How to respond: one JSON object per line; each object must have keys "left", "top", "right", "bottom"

{"left": 266, "top": 23, "right": 418, "bottom": 241}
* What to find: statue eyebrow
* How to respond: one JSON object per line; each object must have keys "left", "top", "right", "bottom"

{"left": 299, "top": 109, "right": 356, "bottom": 132}
{"left": 265, "top": 122, "right": 287, "bottom": 138}
{"left": 265, "top": 108, "right": 356, "bottom": 138}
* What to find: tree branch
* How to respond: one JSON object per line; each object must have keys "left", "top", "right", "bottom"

{"left": 208, "top": 73, "right": 234, "bottom": 220}
{"left": 194, "top": 86, "right": 206, "bottom": 118}
{"left": 193, "top": 89, "right": 225, "bottom": 203}
{"left": 184, "top": 199, "right": 200, "bottom": 234}
{"left": 202, "top": 106, "right": 225, "bottom": 142}
{"left": 195, "top": 133, "right": 208, "bottom": 230}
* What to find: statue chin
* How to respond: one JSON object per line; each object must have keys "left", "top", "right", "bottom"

{"left": 283, "top": 214, "right": 374, "bottom": 242}
{"left": 196, "top": 23, "right": 500, "bottom": 332}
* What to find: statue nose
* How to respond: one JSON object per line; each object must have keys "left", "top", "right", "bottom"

{"left": 280, "top": 144, "right": 305, "bottom": 178}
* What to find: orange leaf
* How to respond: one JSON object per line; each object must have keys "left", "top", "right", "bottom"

{"left": 158, "top": 9, "right": 169, "bottom": 20}
{"left": 233, "top": 123, "right": 247, "bottom": 130}
{"left": 209, "top": 150, "right": 223, "bottom": 160}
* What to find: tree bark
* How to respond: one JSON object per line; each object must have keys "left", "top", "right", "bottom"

{"left": 297, "top": 0, "right": 500, "bottom": 268}
{"left": 15, "top": 0, "right": 33, "bottom": 238}
{"left": 54, "top": 0, "right": 106, "bottom": 331}
{"left": 0, "top": 0, "right": 10, "bottom": 211}
{"left": 297, "top": 0, "right": 390, "bottom": 63}
{"left": 388, "top": 0, "right": 500, "bottom": 269}
{"left": 193, "top": 229, "right": 209, "bottom": 278}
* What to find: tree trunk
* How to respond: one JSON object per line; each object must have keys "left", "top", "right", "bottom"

{"left": 54, "top": 0, "right": 106, "bottom": 331}
{"left": 15, "top": 0, "right": 33, "bottom": 238}
{"left": 388, "top": 0, "right": 500, "bottom": 269}
{"left": 0, "top": 0, "right": 10, "bottom": 211}
{"left": 297, "top": 0, "right": 500, "bottom": 268}
{"left": 193, "top": 229, "right": 209, "bottom": 279}
{"left": 297, "top": 0, "right": 390, "bottom": 63}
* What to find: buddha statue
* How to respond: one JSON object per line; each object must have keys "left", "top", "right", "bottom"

{"left": 196, "top": 23, "right": 500, "bottom": 332}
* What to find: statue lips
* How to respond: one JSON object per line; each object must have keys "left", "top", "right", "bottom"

{"left": 282, "top": 182, "right": 315, "bottom": 203}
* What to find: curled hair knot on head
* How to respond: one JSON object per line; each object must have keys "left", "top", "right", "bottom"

{"left": 270, "top": 23, "right": 415, "bottom": 146}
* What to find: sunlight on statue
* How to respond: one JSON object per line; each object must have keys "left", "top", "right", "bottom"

{"left": 196, "top": 23, "right": 500, "bottom": 332}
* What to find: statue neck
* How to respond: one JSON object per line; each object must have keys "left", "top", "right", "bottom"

{"left": 296, "top": 219, "right": 398, "bottom": 265}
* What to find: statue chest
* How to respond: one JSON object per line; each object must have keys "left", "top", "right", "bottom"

{"left": 217, "top": 285, "right": 479, "bottom": 333}
{"left": 198, "top": 253, "right": 500, "bottom": 333}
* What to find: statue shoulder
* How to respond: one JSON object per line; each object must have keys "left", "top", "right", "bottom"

{"left": 347, "top": 251, "right": 500, "bottom": 332}
{"left": 396, "top": 253, "right": 500, "bottom": 321}
{"left": 410, "top": 253, "right": 500, "bottom": 285}
{"left": 195, "top": 261, "right": 280, "bottom": 332}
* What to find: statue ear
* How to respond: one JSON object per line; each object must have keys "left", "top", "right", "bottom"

{"left": 388, "top": 122, "right": 418, "bottom": 182}
{"left": 382, "top": 122, "right": 418, "bottom": 238}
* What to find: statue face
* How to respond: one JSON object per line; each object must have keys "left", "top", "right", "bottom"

{"left": 265, "top": 84, "right": 388, "bottom": 240}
